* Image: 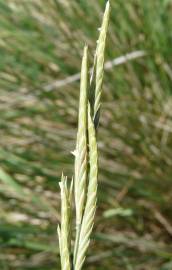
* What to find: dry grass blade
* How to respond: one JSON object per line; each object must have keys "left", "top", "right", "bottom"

{"left": 44, "top": 50, "right": 146, "bottom": 91}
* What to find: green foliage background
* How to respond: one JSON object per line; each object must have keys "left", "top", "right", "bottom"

{"left": 1, "top": 0, "right": 172, "bottom": 269}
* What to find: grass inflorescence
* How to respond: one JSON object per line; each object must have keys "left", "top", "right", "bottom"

{"left": 58, "top": 2, "right": 110, "bottom": 270}
{"left": 1, "top": 1, "right": 172, "bottom": 269}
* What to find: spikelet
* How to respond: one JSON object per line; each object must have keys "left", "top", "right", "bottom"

{"left": 93, "top": 1, "right": 110, "bottom": 128}
{"left": 74, "top": 104, "right": 98, "bottom": 270}
{"left": 74, "top": 45, "right": 88, "bottom": 227}
{"left": 58, "top": 174, "right": 72, "bottom": 270}
{"left": 73, "top": 45, "right": 89, "bottom": 264}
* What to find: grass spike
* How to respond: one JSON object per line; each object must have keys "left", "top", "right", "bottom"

{"left": 93, "top": 1, "right": 110, "bottom": 128}
{"left": 73, "top": 45, "right": 89, "bottom": 264}
{"left": 74, "top": 45, "right": 88, "bottom": 226}
{"left": 59, "top": 174, "right": 71, "bottom": 270}
{"left": 74, "top": 104, "right": 98, "bottom": 270}
{"left": 58, "top": 3, "right": 110, "bottom": 270}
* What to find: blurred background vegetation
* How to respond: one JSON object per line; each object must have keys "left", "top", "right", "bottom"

{"left": 1, "top": 0, "right": 172, "bottom": 269}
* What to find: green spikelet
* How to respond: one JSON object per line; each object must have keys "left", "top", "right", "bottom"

{"left": 93, "top": 1, "right": 110, "bottom": 128}
{"left": 58, "top": 174, "right": 72, "bottom": 270}
{"left": 74, "top": 45, "right": 88, "bottom": 226}
{"left": 73, "top": 45, "right": 89, "bottom": 265}
{"left": 74, "top": 104, "right": 98, "bottom": 270}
